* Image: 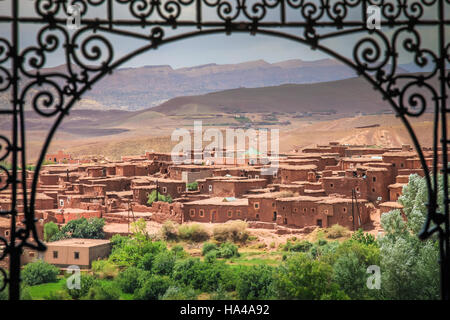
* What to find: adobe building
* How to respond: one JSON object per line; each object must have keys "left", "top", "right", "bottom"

{"left": 44, "top": 238, "right": 111, "bottom": 269}
{"left": 183, "top": 197, "right": 248, "bottom": 223}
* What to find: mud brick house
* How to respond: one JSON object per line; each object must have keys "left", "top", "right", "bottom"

{"left": 145, "top": 151, "right": 173, "bottom": 162}
{"left": 45, "top": 150, "right": 72, "bottom": 164}
{"left": 381, "top": 151, "right": 419, "bottom": 176}
{"left": 144, "top": 178, "right": 187, "bottom": 199}
{"left": 115, "top": 163, "right": 136, "bottom": 177}
{"left": 274, "top": 196, "right": 369, "bottom": 230}
{"left": 168, "top": 164, "right": 215, "bottom": 183}
{"left": 183, "top": 197, "right": 248, "bottom": 223}
{"left": 150, "top": 201, "right": 184, "bottom": 224}
{"left": 81, "top": 177, "right": 131, "bottom": 192}
{"left": 86, "top": 166, "right": 105, "bottom": 178}
{"left": 340, "top": 156, "right": 383, "bottom": 170}
{"left": 132, "top": 185, "right": 156, "bottom": 205}
{"left": 379, "top": 201, "right": 404, "bottom": 215}
{"left": 279, "top": 165, "right": 317, "bottom": 184}
{"left": 321, "top": 173, "right": 367, "bottom": 199}
{"left": 247, "top": 192, "right": 282, "bottom": 222}
{"left": 44, "top": 239, "right": 111, "bottom": 269}
{"left": 388, "top": 183, "right": 406, "bottom": 201}
{"left": 198, "top": 177, "right": 267, "bottom": 198}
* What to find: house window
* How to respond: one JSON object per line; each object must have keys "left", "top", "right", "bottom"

{"left": 4, "top": 230, "right": 9, "bottom": 237}
{"left": 236, "top": 210, "right": 241, "bottom": 217}
{"left": 343, "top": 207, "right": 347, "bottom": 213}
{"left": 372, "top": 177, "right": 377, "bottom": 182}
{"left": 283, "top": 218, "right": 287, "bottom": 224}
{"left": 189, "top": 209, "right": 195, "bottom": 217}
{"left": 255, "top": 214, "right": 260, "bottom": 220}
{"left": 254, "top": 202, "right": 260, "bottom": 209}
{"left": 303, "top": 208, "right": 307, "bottom": 213}
{"left": 372, "top": 188, "right": 376, "bottom": 193}
{"left": 59, "top": 199, "right": 64, "bottom": 207}
{"left": 208, "top": 185, "right": 213, "bottom": 192}
{"left": 74, "top": 252, "right": 80, "bottom": 260}
{"left": 317, "top": 219, "right": 323, "bottom": 227}
{"left": 248, "top": 175, "right": 252, "bottom": 178}
{"left": 273, "top": 212, "right": 277, "bottom": 221}
{"left": 177, "top": 186, "right": 182, "bottom": 193}
{"left": 272, "top": 202, "right": 275, "bottom": 207}
{"left": 255, "top": 175, "right": 259, "bottom": 179}
{"left": 29, "top": 252, "right": 35, "bottom": 258}
{"left": 53, "top": 251, "right": 58, "bottom": 259}
{"left": 199, "top": 209, "right": 204, "bottom": 217}
{"left": 227, "top": 210, "right": 233, "bottom": 218}
{"left": 162, "top": 187, "right": 167, "bottom": 193}
{"left": 311, "top": 208, "right": 315, "bottom": 213}
{"left": 273, "top": 172, "right": 277, "bottom": 178}
{"left": 201, "top": 185, "right": 204, "bottom": 190}
{"left": 400, "top": 163, "right": 404, "bottom": 168}
{"left": 330, "top": 183, "right": 334, "bottom": 188}
{"left": 294, "top": 208, "right": 297, "bottom": 212}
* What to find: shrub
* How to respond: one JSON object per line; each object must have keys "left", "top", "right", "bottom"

{"left": 202, "top": 242, "right": 218, "bottom": 256}
{"left": 161, "top": 286, "right": 197, "bottom": 300}
{"left": 161, "top": 221, "right": 179, "bottom": 241}
{"left": 134, "top": 275, "right": 173, "bottom": 300}
{"left": 44, "top": 290, "right": 71, "bottom": 300}
{"left": 44, "top": 222, "right": 59, "bottom": 242}
{"left": 147, "top": 190, "right": 173, "bottom": 206}
{"left": 187, "top": 182, "right": 198, "bottom": 191}
{"left": 290, "top": 240, "right": 313, "bottom": 253}
{"left": 351, "top": 228, "right": 377, "bottom": 246}
{"left": 178, "top": 224, "right": 210, "bottom": 242}
{"left": 204, "top": 251, "right": 217, "bottom": 263}
{"left": 213, "top": 220, "right": 248, "bottom": 243}
{"left": 57, "top": 217, "right": 105, "bottom": 240}
{"left": 152, "top": 251, "right": 176, "bottom": 276}
{"left": 86, "top": 281, "right": 120, "bottom": 300}
{"left": 237, "top": 265, "right": 275, "bottom": 300}
{"left": 91, "top": 260, "right": 119, "bottom": 279}
{"left": 217, "top": 242, "right": 239, "bottom": 259}
{"left": 171, "top": 244, "right": 188, "bottom": 258}
{"left": 326, "top": 224, "right": 349, "bottom": 239}
{"left": 66, "top": 274, "right": 96, "bottom": 300}
{"left": 22, "top": 260, "right": 59, "bottom": 286}
{"left": 116, "top": 267, "right": 147, "bottom": 294}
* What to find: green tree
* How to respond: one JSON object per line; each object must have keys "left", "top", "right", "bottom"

{"left": 56, "top": 217, "right": 105, "bottom": 240}
{"left": 236, "top": 265, "right": 275, "bottom": 300}
{"left": 66, "top": 274, "right": 96, "bottom": 300}
{"left": 379, "top": 174, "right": 441, "bottom": 300}
{"left": 134, "top": 275, "right": 173, "bottom": 300}
{"left": 273, "top": 254, "right": 348, "bottom": 300}
{"left": 22, "top": 260, "right": 59, "bottom": 286}
{"left": 161, "top": 286, "right": 197, "bottom": 300}
{"left": 86, "top": 281, "right": 121, "bottom": 300}
{"left": 44, "top": 222, "right": 59, "bottom": 242}
{"left": 147, "top": 190, "right": 173, "bottom": 206}
{"left": 152, "top": 251, "right": 176, "bottom": 276}
{"left": 116, "top": 267, "right": 147, "bottom": 294}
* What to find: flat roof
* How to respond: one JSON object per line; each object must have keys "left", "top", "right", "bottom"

{"left": 45, "top": 238, "right": 110, "bottom": 247}
{"left": 184, "top": 197, "right": 248, "bottom": 206}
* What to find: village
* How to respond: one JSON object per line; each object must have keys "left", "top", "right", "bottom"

{"left": 0, "top": 141, "right": 439, "bottom": 270}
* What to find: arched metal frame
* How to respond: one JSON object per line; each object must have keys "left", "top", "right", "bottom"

{"left": 0, "top": 0, "right": 448, "bottom": 300}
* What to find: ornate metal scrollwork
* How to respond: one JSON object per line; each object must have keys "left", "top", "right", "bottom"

{"left": 0, "top": 0, "right": 448, "bottom": 300}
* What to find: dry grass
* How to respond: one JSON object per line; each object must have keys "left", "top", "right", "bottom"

{"left": 212, "top": 220, "right": 249, "bottom": 243}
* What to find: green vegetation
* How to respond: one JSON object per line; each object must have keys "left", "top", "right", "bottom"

{"left": 43, "top": 222, "right": 59, "bottom": 242}
{"left": 49, "top": 217, "right": 105, "bottom": 241}
{"left": 21, "top": 174, "right": 443, "bottom": 300}
{"left": 187, "top": 181, "right": 198, "bottom": 191}
{"left": 22, "top": 261, "right": 60, "bottom": 286}
{"left": 147, "top": 189, "right": 173, "bottom": 206}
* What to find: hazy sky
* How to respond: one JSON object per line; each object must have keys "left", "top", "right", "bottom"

{"left": 0, "top": 0, "right": 446, "bottom": 69}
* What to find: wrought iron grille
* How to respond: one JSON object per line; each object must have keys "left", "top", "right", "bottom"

{"left": 0, "top": 0, "right": 449, "bottom": 300}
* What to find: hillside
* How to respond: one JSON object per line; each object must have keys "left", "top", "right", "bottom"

{"left": 148, "top": 75, "right": 431, "bottom": 116}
